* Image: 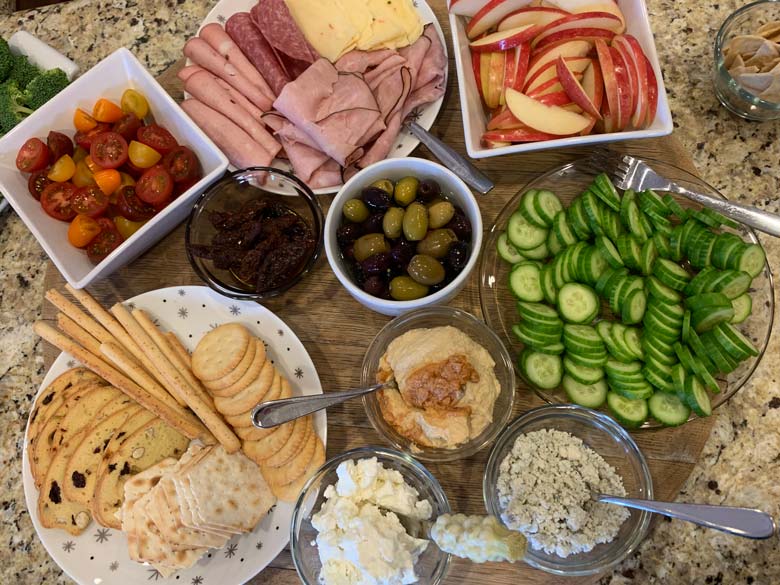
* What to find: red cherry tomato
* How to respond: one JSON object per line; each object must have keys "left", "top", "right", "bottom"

{"left": 87, "top": 223, "right": 124, "bottom": 264}
{"left": 40, "top": 182, "right": 78, "bottom": 221}
{"left": 90, "top": 131, "right": 128, "bottom": 169}
{"left": 47, "top": 131, "right": 74, "bottom": 162}
{"left": 71, "top": 185, "right": 110, "bottom": 218}
{"left": 173, "top": 176, "right": 199, "bottom": 198}
{"left": 162, "top": 146, "right": 201, "bottom": 183}
{"left": 16, "top": 138, "right": 51, "bottom": 173}
{"left": 28, "top": 169, "right": 52, "bottom": 200}
{"left": 137, "top": 124, "right": 177, "bottom": 156}
{"left": 121, "top": 158, "right": 147, "bottom": 179}
{"left": 74, "top": 123, "right": 110, "bottom": 150}
{"left": 112, "top": 113, "right": 143, "bottom": 142}
{"left": 115, "top": 185, "right": 155, "bottom": 221}
{"left": 135, "top": 165, "right": 173, "bottom": 206}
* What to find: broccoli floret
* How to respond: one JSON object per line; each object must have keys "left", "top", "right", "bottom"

{"left": 0, "top": 81, "right": 33, "bottom": 134}
{"left": 24, "top": 68, "right": 69, "bottom": 110}
{"left": 0, "top": 38, "right": 13, "bottom": 82}
{"left": 9, "top": 54, "right": 41, "bottom": 90}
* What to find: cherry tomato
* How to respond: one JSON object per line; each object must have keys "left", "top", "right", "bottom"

{"left": 121, "top": 158, "right": 147, "bottom": 179}
{"left": 93, "top": 169, "right": 121, "bottom": 195}
{"left": 92, "top": 98, "right": 124, "bottom": 123}
{"left": 112, "top": 113, "right": 143, "bottom": 142}
{"left": 174, "top": 176, "right": 199, "bottom": 198}
{"left": 113, "top": 215, "right": 147, "bottom": 240}
{"left": 115, "top": 185, "right": 155, "bottom": 221}
{"left": 72, "top": 146, "right": 89, "bottom": 164}
{"left": 87, "top": 222, "right": 124, "bottom": 264}
{"left": 40, "top": 182, "right": 78, "bottom": 221}
{"left": 137, "top": 125, "right": 177, "bottom": 156}
{"left": 16, "top": 138, "right": 50, "bottom": 173}
{"left": 72, "top": 185, "right": 109, "bottom": 218}
{"left": 74, "top": 123, "right": 110, "bottom": 150}
{"left": 73, "top": 108, "right": 97, "bottom": 132}
{"left": 47, "top": 155, "right": 76, "bottom": 182}
{"left": 47, "top": 131, "right": 74, "bottom": 161}
{"left": 72, "top": 159, "right": 96, "bottom": 188}
{"left": 120, "top": 89, "right": 150, "bottom": 120}
{"left": 90, "top": 131, "right": 128, "bottom": 169}
{"left": 162, "top": 146, "right": 201, "bottom": 183}
{"left": 28, "top": 169, "right": 52, "bottom": 200}
{"left": 135, "top": 165, "right": 173, "bottom": 206}
{"left": 68, "top": 214, "right": 102, "bottom": 248}
{"left": 84, "top": 155, "right": 100, "bottom": 174}
{"left": 128, "top": 140, "right": 161, "bottom": 169}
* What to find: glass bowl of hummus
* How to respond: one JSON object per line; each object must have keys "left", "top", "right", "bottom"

{"left": 291, "top": 446, "right": 451, "bottom": 585}
{"left": 361, "top": 306, "right": 516, "bottom": 461}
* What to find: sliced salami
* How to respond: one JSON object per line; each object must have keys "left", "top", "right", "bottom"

{"left": 226, "top": 12, "right": 290, "bottom": 96}
{"left": 250, "top": 0, "right": 318, "bottom": 64}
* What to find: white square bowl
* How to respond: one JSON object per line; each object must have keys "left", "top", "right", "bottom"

{"left": 0, "top": 47, "right": 229, "bottom": 288}
{"left": 449, "top": 0, "right": 674, "bottom": 159}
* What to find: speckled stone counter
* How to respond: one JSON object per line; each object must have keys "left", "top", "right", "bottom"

{"left": 0, "top": 1, "right": 778, "bottom": 583}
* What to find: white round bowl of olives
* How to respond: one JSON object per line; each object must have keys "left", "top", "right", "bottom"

{"left": 324, "top": 157, "right": 482, "bottom": 316}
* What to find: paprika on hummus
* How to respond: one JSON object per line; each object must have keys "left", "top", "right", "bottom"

{"left": 376, "top": 326, "right": 500, "bottom": 449}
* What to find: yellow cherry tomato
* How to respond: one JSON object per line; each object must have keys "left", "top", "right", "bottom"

{"left": 84, "top": 155, "right": 101, "bottom": 174}
{"left": 47, "top": 155, "right": 76, "bottom": 183}
{"left": 116, "top": 172, "right": 136, "bottom": 191}
{"left": 72, "top": 159, "right": 96, "bottom": 188}
{"left": 73, "top": 108, "right": 97, "bottom": 132}
{"left": 68, "top": 214, "right": 101, "bottom": 248}
{"left": 92, "top": 98, "right": 124, "bottom": 123}
{"left": 121, "top": 89, "right": 150, "bottom": 119}
{"left": 128, "top": 140, "right": 161, "bottom": 168}
{"left": 93, "top": 169, "right": 121, "bottom": 195}
{"left": 72, "top": 146, "right": 89, "bottom": 164}
{"left": 113, "top": 216, "right": 147, "bottom": 240}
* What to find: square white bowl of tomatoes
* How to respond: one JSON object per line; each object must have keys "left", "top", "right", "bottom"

{"left": 1, "top": 47, "right": 229, "bottom": 288}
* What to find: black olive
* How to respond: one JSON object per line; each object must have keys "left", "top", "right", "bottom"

{"left": 417, "top": 179, "right": 442, "bottom": 201}
{"left": 361, "top": 187, "right": 392, "bottom": 213}
{"left": 445, "top": 241, "right": 470, "bottom": 274}
{"left": 361, "top": 252, "right": 391, "bottom": 275}
{"left": 390, "top": 239, "right": 415, "bottom": 269}
{"left": 363, "top": 275, "right": 387, "bottom": 297}
{"left": 429, "top": 276, "right": 453, "bottom": 294}
{"left": 446, "top": 209, "right": 472, "bottom": 240}
{"left": 361, "top": 213, "right": 385, "bottom": 235}
{"left": 343, "top": 243, "right": 355, "bottom": 261}
{"left": 337, "top": 223, "right": 361, "bottom": 248}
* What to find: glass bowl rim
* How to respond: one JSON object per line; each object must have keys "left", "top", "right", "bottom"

{"left": 184, "top": 165, "right": 325, "bottom": 301}
{"left": 482, "top": 404, "right": 654, "bottom": 576}
{"left": 360, "top": 305, "right": 517, "bottom": 461}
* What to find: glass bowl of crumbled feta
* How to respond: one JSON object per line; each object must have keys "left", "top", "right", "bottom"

{"left": 483, "top": 404, "right": 653, "bottom": 576}
{"left": 291, "top": 446, "right": 452, "bottom": 585}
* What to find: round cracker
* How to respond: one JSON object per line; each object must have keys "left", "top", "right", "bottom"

{"left": 222, "top": 374, "right": 290, "bottom": 429}
{"left": 271, "top": 437, "right": 325, "bottom": 503}
{"left": 214, "top": 362, "right": 276, "bottom": 417}
{"left": 235, "top": 423, "right": 276, "bottom": 442}
{"left": 261, "top": 426, "right": 317, "bottom": 487}
{"left": 192, "top": 324, "right": 251, "bottom": 381}
{"left": 263, "top": 416, "right": 312, "bottom": 468}
{"left": 206, "top": 337, "right": 266, "bottom": 393}
{"left": 242, "top": 417, "right": 294, "bottom": 465}
{"left": 208, "top": 340, "right": 267, "bottom": 398}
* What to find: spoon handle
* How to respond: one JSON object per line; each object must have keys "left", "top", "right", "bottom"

{"left": 595, "top": 495, "right": 776, "bottom": 539}
{"left": 251, "top": 383, "right": 387, "bottom": 428}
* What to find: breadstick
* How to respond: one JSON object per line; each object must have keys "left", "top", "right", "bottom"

{"left": 100, "top": 341, "right": 183, "bottom": 413}
{"left": 56, "top": 313, "right": 102, "bottom": 355}
{"left": 166, "top": 331, "right": 191, "bottom": 369}
{"left": 33, "top": 321, "right": 212, "bottom": 443}
{"left": 111, "top": 305, "right": 240, "bottom": 452}
{"left": 110, "top": 303, "right": 187, "bottom": 407}
{"left": 45, "top": 289, "right": 113, "bottom": 345}
{"left": 132, "top": 309, "right": 213, "bottom": 408}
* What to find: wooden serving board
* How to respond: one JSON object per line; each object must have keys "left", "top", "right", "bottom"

{"left": 41, "top": 3, "right": 714, "bottom": 583}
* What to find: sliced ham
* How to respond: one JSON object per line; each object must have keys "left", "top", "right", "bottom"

{"left": 335, "top": 49, "right": 397, "bottom": 74}
{"left": 250, "top": 0, "right": 318, "bottom": 64}
{"left": 199, "top": 23, "right": 275, "bottom": 101}
{"left": 225, "top": 12, "right": 290, "bottom": 96}
{"left": 402, "top": 25, "right": 447, "bottom": 118}
{"left": 181, "top": 99, "right": 273, "bottom": 170}
{"left": 184, "top": 38, "right": 273, "bottom": 111}
{"left": 364, "top": 54, "right": 407, "bottom": 92}
{"left": 307, "top": 159, "right": 342, "bottom": 189}
{"left": 184, "top": 70, "right": 281, "bottom": 159}
{"left": 263, "top": 112, "right": 321, "bottom": 151}
{"left": 359, "top": 111, "right": 404, "bottom": 169}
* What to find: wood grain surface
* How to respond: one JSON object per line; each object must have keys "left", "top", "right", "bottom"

{"left": 40, "top": 2, "right": 714, "bottom": 583}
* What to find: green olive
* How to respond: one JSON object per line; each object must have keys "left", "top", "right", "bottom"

{"left": 370, "top": 179, "right": 394, "bottom": 195}
{"left": 427, "top": 201, "right": 455, "bottom": 229}
{"left": 353, "top": 233, "right": 390, "bottom": 262}
{"left": 407, "top": 254, "right": 445, "bottom": 285}
{"left": 382, "top": 207, "right": 405, "bottom": 239}
{"left": 390, "top": 276, "right": 429, "bottom": 301}
{"left": 394, "top": 176, "right": 419, "bottom": 207}
{"left": 402, "top": 202, "right": 429, "bottom": 241}
{"left": 342, "top": 198, "right": 369, "bottom": 223}
{"left": 416, "top": 228, "right": 457, "bottom": 259}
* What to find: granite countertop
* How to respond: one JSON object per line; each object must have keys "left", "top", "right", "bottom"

{"left": 0, "top": 0, "right": 778, "bottom": 583}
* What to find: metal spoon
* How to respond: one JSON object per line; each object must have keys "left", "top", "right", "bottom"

{"left": 594, "top": 494, "right": 776, "bottom": 539}
{"left": 251, "top": 382, "right": 391, "bottom": 429}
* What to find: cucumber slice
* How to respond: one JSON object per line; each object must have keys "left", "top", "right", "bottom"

{"left": 508, "top": 262, "right": 544, "bottom": 302}
{"left": 646, "top": 209, "right": 673, "bottom": 235}
{"left": 692, "top": 306, "right": 735, "bottom": 333}
{"left": 683, "top": 375, "right": 712, "bottom": 417}
{"left": 622, "top": 289, "right": 647, "bottom": 325}
{"left": 606, "top": 392, "right": 649, "bottom": 428}
{"left": 689, "top": 231, "right": 717, "bottom": 269}
{"left": 512, "top": 322, "right": 562, "bottom": 348}
{"left": 649, "top": 392, "right": 691, "bottom": 427}
{"left": 711, "top": 233, "right": 744, "bottom": 269}
{"left": 682, "top": 309, "right": 691, "bottom": 342}
{"left": 622, "top": 327, "right": 644, "bottom": 359}
{"left": 568, "top": 198, "right": 592, "bottom": 240}
{"left": 554, "top": 209, "right": 579, "bottom": 247}
{"left": 563, "top": 323, "right": 604, "bottom": 346}
{"left": 701, "top": 208, "right": 739, "bottom": 229}
{"left": 616, "top": 233, "right": 642, "bottom": 271}
{"left": 643, "top": 364, "right": 676, "bottom": 393}
{"left": 642, "top": 335, "right": 678, "bottom": 366}
{"left": 715, "top": 322, "right": 759, "bottom": 357}
{"left": 625, "top": 200, "right": 647, "bottom": 242}
{"left": 497, "top": 232, "right": 525, "bottom": 264}
{"left": 669, "top": 225, "right": 685, "bottom": 262}
{"left": 686, "top": 328, "right": 717, "bottom": 373}
{"left": 522, "top": 350, "right": 563, "bottom": 389}
{"left": 691, "top": 209, "right": 720, "bottom": 228}
{"left": 685, "top": 292, "right": 732, "bottom": 312}
{"left": 541, "top": 263, "right": 558, "bottom": 304}
{"left": 508, "top": 211, "right": 548, "bottom": 250}
{"left": 519, "top": 241, "right": 550, "bottom": 261}
{"left": 673, "top": 342, "right": 697, "bottom": 373}
{"left": 583, "top": 191, "right": 605, "bottom": 236}
{"left": 663, "top": 194, "right": 689, "bottom": 221}
{"left": 596, "top": 236, "right": 624, "bottom": 268}
{"left": 563, "top": 356, "right": 605, "bottom": 384}
{"left": 672, "top": 363, "right": 687, "bottom": 396}
{"left": 700, "top": 332, "right": 738, "bottom": 373}
{"left": 684, "top": 266, "right": 716, "bottom": 296}
{"left": 519, "top": 189, "right": 549, "bottom": 228}
{"left": 646, "top": 275, "right": 682, "bottom": 304}
{"left": 730, "top": 293, "right": 752, "bottom": 324}
{"left": 653, "top": 232, "right": 672, "bottom": 259}
{"left": 536, "top": 342, "right": 566, "bottom": 355}
{"left": 715, "top": 270, "right": 751, "bottom": 299}
{"left": 609, "top": 381, "right": 654, "bottom": 400}
{"left": 547, "top": 226, "right": 564, "bottom": 256}
{"left": 736, "top": 244, "right": 765, "bottom": 278}
{"left": 516, "top": 301, "right": 560, "bottom": 323}
{"left": 579, "top": 246, "right": 609, "bottom": 285}
{"left": 653, "top": 258, "right": 691, "bottom": 291}
{"left": 563, "top": 376, "right": 608, "bottom": 408}
{"left": 593, "top": 173, "right": 622, "bottom": 212}
{"left": 602, "top": 209, "right": 624, "bottom": 242}
{"left": 557, "top": 283, "right": 599, "bottom": 324}
{"left": 533, "top": 190, "right": 563, "bottom": 226}
{"left": 689, "top": 357, "right": 720, "bottom": 393}
{"left": 639, "top": 189, "right": 668, "bottom": 215}
{"left": 639, "top": 238, "right": 657, "bottom": 276}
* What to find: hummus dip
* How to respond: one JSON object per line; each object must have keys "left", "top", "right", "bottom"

{"left": 376, "top": 326, "right": 500, "bottom": 449}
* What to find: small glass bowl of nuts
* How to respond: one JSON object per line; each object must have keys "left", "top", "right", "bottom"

{"left": 324, "top": 158, "right": 483, "bottom": 316}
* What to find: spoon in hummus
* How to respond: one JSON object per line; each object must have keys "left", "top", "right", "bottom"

{"left": 251, "top": 382, "right": 393, "bottom": 428}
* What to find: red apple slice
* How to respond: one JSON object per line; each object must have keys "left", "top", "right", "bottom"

{"left": 609, "top": 46, "right": 633, "bottom": 130}
{"left": 535, "top": 90, "right": 572, "bottom": 106}
{"left": 527, "top": 78, "right": 567, "bottom": 98}
{"left": 556, "top": 56, "right": 602, "bottom": 118}
{"left": 487, "top": 106, "right": 524, "bottom": 130}
{"left": 534, "top": 27, "right": 616, "bottom": 52}
{"left": 527, "top": 39, "right": 591, "bottom": 79}
{"left": 466, "top": 0, "right": 535, "bottom": 39}
{"left": 498, "top": 7, "right": 570, "bottom": 31}
{"left": 513, "top": 43, "right": 531, "bottom": 90}
{"left": 531, "top": 11, "right": 624, "bottom": 48}
{"left": 486, "top": 51, "right": 507, "bottom": 109}
{"left": 482, "top": 137, "right": 513, "bottom": 148}
{"left": 579, "top": 113, "right": 598, "bottom": 135}
{"left": 613, "top": 34, "right": 649, "bottom": 129}
{"left": 594, "top": 38, "right": 629, "bottom": 131}
{"left": 525, "top": 56, "right": 590, "bottom": 92}
{"left": 483, "top": 126, "right": 564, "bottom": 142}
{"left": 501, "top": 48, "right": 516, "bottom": 106}
{"left": 505, "top": 88, "right": 591, "bottom": 134}
{"left": 449, "top": 0, "right": 491, "bottom": 17}
{"left": 470, "top": 24, "right": 540, "bottom": 52}
{"left": 644, "top": 54, "right": 659, "bottom": 128}
{"left": 600, "top": 100, "right": 617, "bottom": 133}
{"left": 480, "top": 52, "right": 492, "bottom": 106}
{"left": 581, "top": 59, "right": 604, "bottom": 113}
{"left": 611, "top": 38, "right": 638, "bottom": 124}
{"left": 545, "top": 0, "right": 626, "bottom": 31}
{"left": 472, "top": 47, "right": 485, "bottom": 103}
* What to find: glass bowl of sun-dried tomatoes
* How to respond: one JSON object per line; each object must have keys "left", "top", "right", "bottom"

{"left": 185, "top": 167, "right": 324, "bottom": 301}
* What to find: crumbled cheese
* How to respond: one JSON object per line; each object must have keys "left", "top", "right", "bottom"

{"left": 496, "top": 429, "right": 630, "bottom": 558}
{"left": 430, "top": 513, "right": 526, "bottom": 563}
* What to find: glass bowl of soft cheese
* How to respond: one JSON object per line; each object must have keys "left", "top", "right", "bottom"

{"left": 291, "top": 446, "right": 452, "bottom": 585}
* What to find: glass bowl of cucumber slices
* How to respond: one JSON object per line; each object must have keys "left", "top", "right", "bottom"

{"left": 480, "top": 157, "right": 774, "bottom": 429}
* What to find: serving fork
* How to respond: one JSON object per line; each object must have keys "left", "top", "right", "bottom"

{"left": 587, "top": 150, "right": 780, "bottom": 237}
